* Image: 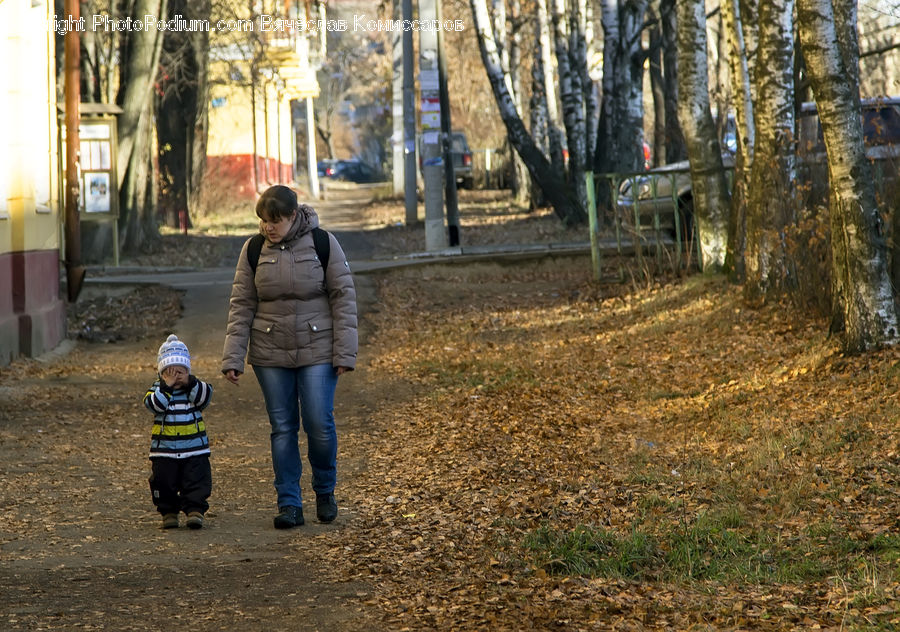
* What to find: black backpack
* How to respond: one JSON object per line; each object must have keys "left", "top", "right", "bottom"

{"left": 246, "top": 227, "right": 331, "bottom": 277}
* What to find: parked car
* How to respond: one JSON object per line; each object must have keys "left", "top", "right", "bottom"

{"left": 450, "top": 131, "right": 474, "bottom": 189}
{"left": 317, "top": 159, "right": 338, "bottom": 178}
{"left": 616, "top": 96, "right": 900, "bottom": 240}
{"left": 323, "top": 159, "right": 381, "bottom": 183}
{"left": 797, "top": 96, "right": 900, "bottom": 200}
{"left": 418, "top": 130, "right": 474, "bottom": 189}
{"left": 615, "top": 153, "right": 734, "bottom": 240}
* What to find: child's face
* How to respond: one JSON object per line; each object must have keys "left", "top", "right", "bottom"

{"left": 161, "top": 365, "right": 190, "bottom": 389}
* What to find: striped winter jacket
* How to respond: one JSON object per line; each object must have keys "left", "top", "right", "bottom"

{"left": 143, "top": 377, "right": 213, "bottom": 459}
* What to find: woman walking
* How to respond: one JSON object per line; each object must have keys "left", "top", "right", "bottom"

{"left": 222, "top": 185, "right": 358, "bottom": 528}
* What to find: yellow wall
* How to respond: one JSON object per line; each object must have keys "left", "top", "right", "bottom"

{"left": 0, "top": 0, "right": 60, "bottom": 256}
{"left": 208, "top": 63, "right": 294, "bottom": 165}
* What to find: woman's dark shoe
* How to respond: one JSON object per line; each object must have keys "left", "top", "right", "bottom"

{"left": 274, "top": 505, "right": 304, "bottom": 529}
{"left": 316, "top": 493, "right": 338, "bottom": 523}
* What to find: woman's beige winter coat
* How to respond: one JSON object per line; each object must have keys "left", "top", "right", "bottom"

{"left": 221, "top": 205, "right": 357, "bottom": 374}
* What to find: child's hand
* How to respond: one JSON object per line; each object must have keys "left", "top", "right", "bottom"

{"left": 161, "top": 366, "right": 190, "bottom": 390}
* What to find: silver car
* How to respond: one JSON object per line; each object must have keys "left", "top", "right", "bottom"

{"left": 614, "top": 153, "right": 735, "bottom": 241}
{"left": 615, "top": 96, "right": 900, "bottom": 240}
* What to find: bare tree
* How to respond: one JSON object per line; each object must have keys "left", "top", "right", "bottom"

{"left": 551, "top": 0, "right": 592, "bottom": 213}
{"left": 470, "top": 0, "right": 584, "bottom": 223}
{"left": 797, "top": 0, "right": 899, "bottom": 351}
{"left": 659, "top": 0, "right": 685, "bottom": 164}
{"left": 492, "top": 0, "right": 531, "bottom": 206}
{"left": 743, "top": 0, "right": 795, "bottom": 300}
{"left": 595, "top": 0, "right": 647, "bottom": 177}
{"left": 157, "top": 0, "right": 211, "bottom": 229}
{"left": 721, "top": 0, "right": 754, "bottom": 279}
{"left": 675, "top": 0, "right": 730, "bottom": 270}
{"left": 117, "top": 0, "right": 168, "bottom": 252}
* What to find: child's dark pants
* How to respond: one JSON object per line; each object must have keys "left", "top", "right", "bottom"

{"left": 149, "top": 455, "right": 212, "bottom": 515}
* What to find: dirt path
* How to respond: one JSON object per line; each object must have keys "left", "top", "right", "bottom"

{"left": 0, "top": 191, "right": 387, "bottom": 631}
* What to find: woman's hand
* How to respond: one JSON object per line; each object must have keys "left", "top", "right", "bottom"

{"left": 224, "top": 369, "right": 242, "bottom": 385}
{"left": 335, "top": 366, "right": 351, "bottom": 376}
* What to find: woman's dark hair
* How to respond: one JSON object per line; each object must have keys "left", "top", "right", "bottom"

{"left": 256, "top": 185, "right": 298, "bottom": 220}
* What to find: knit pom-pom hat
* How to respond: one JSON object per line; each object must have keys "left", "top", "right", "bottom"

{"left": 157, "top": 334, "right": 191, "bottom": 373}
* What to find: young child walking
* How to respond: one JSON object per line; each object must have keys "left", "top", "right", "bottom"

{"left": 143, "top": 334, "right": 213, "bottom": 529}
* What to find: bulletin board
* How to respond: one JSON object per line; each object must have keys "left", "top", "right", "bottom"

{"left": 78, "top": 119, "right": 118, "bottom": 217}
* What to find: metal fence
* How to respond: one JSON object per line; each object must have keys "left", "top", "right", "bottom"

{"left": 586, "top": 169, "right": 707, "bottom": 281}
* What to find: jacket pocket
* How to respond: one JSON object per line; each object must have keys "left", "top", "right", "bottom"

{"left": 251, "top": 317, "right": 276, "bottom": 335}
{"left": 294, "top": 253, "right": 325, "bottom": 286}
{"left": 249, "top": 317, "right": 277, "bottom": 354}
{"left": 305, "top": 319, "right": 333, "bottom": 335}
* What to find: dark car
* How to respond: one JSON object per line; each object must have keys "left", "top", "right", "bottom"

{"left": 418, "top": 130, "right": 474, "bottom": 189}
{"left": 328, "top": 159, "right": 381, "bottom": 183}
{"left": 336, "top": 159, "right": 378, "bottom": 183}
{"left": 317, "top": 159, "right": 338, "bottom": 178}
{"left": 450, "top": 131, "right": 474, "bottom": 189}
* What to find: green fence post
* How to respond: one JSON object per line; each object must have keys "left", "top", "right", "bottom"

{"left": 586, "top": 171, "right": 600, "bottom": 281}
{"left": 651, "top": 177, "right": 661, "bottom": 268}
{"left": 611, "top": 174, "right": 625, "bottom": 282}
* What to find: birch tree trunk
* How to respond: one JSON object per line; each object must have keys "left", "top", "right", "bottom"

{"left": 578, "top": 0, "right": 598, "bottom": 162}
{"left": 675, "top": 0, "right": 730, "bottom": 270}
{"left": 492, "top": 0, "right": 530, "bottom": 206}
{"left": 797, "top": 0, "right": 899, "bottom": 351}
{"left": 744, "top": 0, "right": 795, "bottom": 301}
{"left": 596, "top": 0, "right": 647, "bottom": 175}
{"left": 660, "top": 0, "right": 686, "bottom": 163}
{"left": 470, "top": 0, "right": 585, "bottom": 224}
{"left": 117, "top": 0, "right": 167, "bottom": 252}
{"left": 722, "top": 0, "right": 754, "bottom": 279}
{"left": 536, "top": 0, "right": 565, "bottom": 168}
{"left": 648, "top": 6, "right": 665, "bottom": 167}
{"left": 551, "top": 0, "right": 588, "bottom": 212}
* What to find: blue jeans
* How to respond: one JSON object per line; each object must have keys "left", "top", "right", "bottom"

{"left": 253, "top": 364, "right": 338, "bottom": 509}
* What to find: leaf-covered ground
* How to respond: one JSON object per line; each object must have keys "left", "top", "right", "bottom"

{"left": 3, "top": 189, "right": 899, "bottom": 630}
{"left": 322, "top": 258, "right": 899, "bottom": 630}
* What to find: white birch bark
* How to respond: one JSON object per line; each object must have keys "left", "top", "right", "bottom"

{"left": 470, "top": 0, "right": 585, "bottom": 223}
{"left": 536, "top": 0, "right": 564, "bottom": 165}
{"left": 551, "top": 0, "right": 588, "bottom": 210}
{"left": 596, "top": 0, "right": 647, "bottom": 175}
{"left": 797, "top": 0, "right": 899, "bottom": 350}
{"left": 675, "top": 0, "right": 730, "bottom": 270}
{"left": 576, "top": 0, "right": 598, "bottom": 160}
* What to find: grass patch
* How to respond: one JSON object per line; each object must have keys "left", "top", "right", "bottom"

{"left": 523, "top": 513, "right": 900, "bottom": 588}
{"left": 524, "top": 524, "right": 659, "bottom": 580}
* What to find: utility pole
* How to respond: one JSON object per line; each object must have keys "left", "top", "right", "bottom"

{"left": 419, "top": 0, "right": 446, "bottom": 250}
{"left": 306, "top": 96, "right": 320, "bottom": 199}
{"left": 436, "top": 0, "right": 459, "bottom": 246}
{"left": 402, "top": 0, "right": 417, "bottom": 224}
{"left": 64, "top": 0, "right": 85, "bottom": 302}
{"left": 391, "top": 0, "right": 404, "bottom": 196}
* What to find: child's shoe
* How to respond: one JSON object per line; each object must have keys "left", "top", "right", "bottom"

{"left": 186, "top": 512, "right": 204, "bottom": 530}
{"left": 162, "top": 513, "right": 179, "bottom": 529}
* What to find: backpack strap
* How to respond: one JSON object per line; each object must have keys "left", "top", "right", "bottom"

{"left": 247, "top": 233, "right": 265, "bottom": 274}
{"left": 246, "top": 228, "right": 330, "bottom": 278}
{"left": 312, "top": 227, "right": 331, "bottom": 271}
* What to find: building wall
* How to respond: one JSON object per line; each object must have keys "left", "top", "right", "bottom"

{"left": 207, "top": 67, "right": 295, "bottom": 199}
{"left": 0, "top": 1, "right": 65, "bottom": 366}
